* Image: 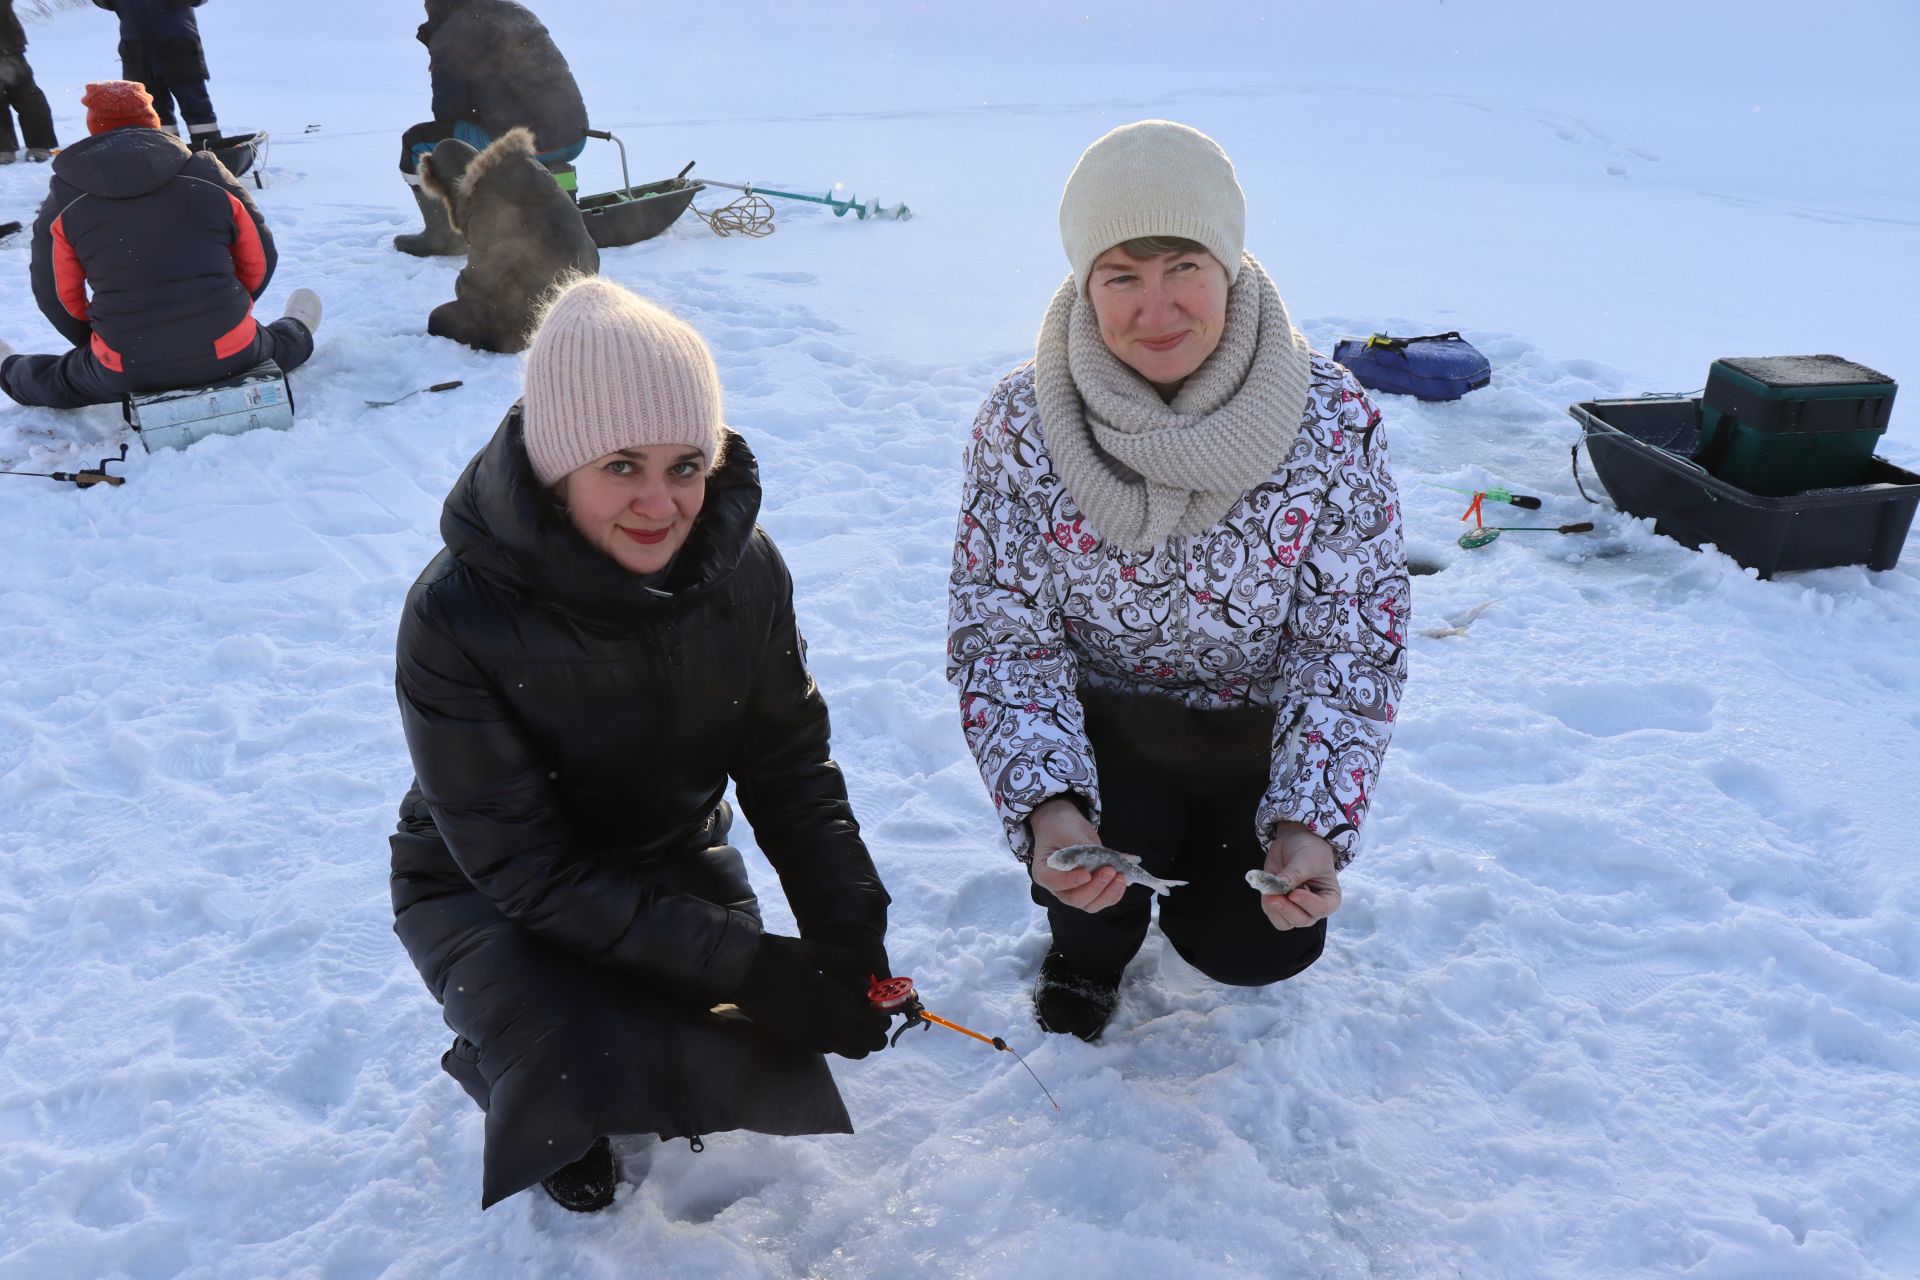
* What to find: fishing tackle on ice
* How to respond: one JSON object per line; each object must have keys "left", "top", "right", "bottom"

{"left": 867, "top": 974, "right": 1061, "bottom": 1112}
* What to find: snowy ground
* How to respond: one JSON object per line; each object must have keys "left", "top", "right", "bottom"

{"left": 3, "top": 2, "right": 1919, "bottom": 1277}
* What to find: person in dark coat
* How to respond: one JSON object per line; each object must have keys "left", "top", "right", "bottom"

{"left": 0, "top": 0, "right": 60, "bottom": 162}
{"left": 90, "top": 0, "right": 220, "bottom": 142}
{"left": 0, "top": 81, "right": 318, "bottom": 411}
{"left": 416, "top": 127, "right": 598, "bottom": 354}
{"left": 391, "top": 277, "right": 893, "bottom": 1213}
{"left": 395, "top": 0, "right": 589, "bottom": 256}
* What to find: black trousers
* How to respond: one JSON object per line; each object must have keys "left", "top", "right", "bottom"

{"left": 1, "top": 317, "right": 314, "bottom": 410}
{"left": 144, "top": 75, "right": 216, "bottom": 131}
{"left": 1036, "top": 688, "right": 1327, "bottom": 986}
{"left": 398, "top": 119, "right": 462, "bottom": 174}
{"left": 118, "top": 36, "right": 216, "bottom": 130}
{"left": 0, "top": 55, "right": 58, "bottom": 152}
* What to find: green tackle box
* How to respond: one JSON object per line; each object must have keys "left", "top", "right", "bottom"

{"left": 1696, "top": 354, "right": 1896, "bottom": 497}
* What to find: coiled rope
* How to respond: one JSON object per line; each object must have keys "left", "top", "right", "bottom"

{"left": 692, "top": 193, "right": 776, "bottom": 237}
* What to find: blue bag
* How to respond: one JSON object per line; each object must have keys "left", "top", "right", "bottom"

{"left": 1333, "top": 331, "right": 1491, "bottom": 401}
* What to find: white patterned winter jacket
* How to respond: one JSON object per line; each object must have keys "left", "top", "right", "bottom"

{"left": 946, "top": 353, "right": 1409, "bottom": 869}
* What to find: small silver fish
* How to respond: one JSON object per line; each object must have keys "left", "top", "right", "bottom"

{"left": 1046, "top": 844, "right": 1188, "bottom": 896}
{"left": 1245, "top": 869, "right": 1295, "bottom": 896}
{"left": 1418, "top": 599, "right": 1494, "bottom": 640}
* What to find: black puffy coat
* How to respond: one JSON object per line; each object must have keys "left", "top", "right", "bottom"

{"left": 29, "top": 127, "right": 273, "bottom": 375}
{"left": 390, "top": 409, "right": 889, "bottom": 1207}
{"left": 418, "top": 0, "right": 587, "bottom": 155}
{"left": 92, "top": 0, "right": 209, "bottom": 84}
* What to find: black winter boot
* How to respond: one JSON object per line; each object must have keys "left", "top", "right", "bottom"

{"left": 540, "top": 1136, "right": 620, "bottom": 1213}
{"left": 1033, "top": 951, "right": 1122, "bottom": 1043}
{"left": 394, "top": 181, "right": 468, "bottom": 257}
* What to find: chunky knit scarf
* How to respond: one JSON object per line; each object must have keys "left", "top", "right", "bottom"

{"left": 1032, "top": 254, "right": 1314, "bottom": 552}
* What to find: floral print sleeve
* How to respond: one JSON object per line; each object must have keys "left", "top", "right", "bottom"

{"left": 1258, "top": 374, "right": 1408, "bottom": 867}
{"left": 946, "top": 369, "right": 1100, "bottom": 863}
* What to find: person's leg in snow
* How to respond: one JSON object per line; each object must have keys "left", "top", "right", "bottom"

{"left": 0, "top": 53, "right": 48, "bottom": 160}
{"left": 0, "top": 343, "right": 133, "bottom": 409}
{"left": 394, "top": 122, "right": 478, "bottom": 256}
{"left": 1, "top": 292, "right": 318, "bottom": 410}
{"left": 164, "top": 75, "right": 218, "bottom": 142}
{"left": 540, "top": 1136, "right": 621, "bottom": 1213}
{"left": 1029, "top": 689, "right": 1326, "bottom": 1041}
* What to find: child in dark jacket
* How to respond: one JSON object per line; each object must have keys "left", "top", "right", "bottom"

{"left": 0, "top": 81, "right": 318, "bottom": 410}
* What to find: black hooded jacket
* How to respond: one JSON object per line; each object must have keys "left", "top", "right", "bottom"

{"left": 390, "top": 410, "right": 889, "bottom": 1007}
{"left": 417, "top": 0, "right": 587, "bottom": 154}
{"left": 29, "top": 127, "right": 273, "bottom": 371}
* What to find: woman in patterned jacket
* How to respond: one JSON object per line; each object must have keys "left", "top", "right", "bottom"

{"left": 946, "top": 120, "right": 1409, "bottom": 1041}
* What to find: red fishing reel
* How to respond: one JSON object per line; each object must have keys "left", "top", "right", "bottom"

{"left": 868, "top": 974, "right": 929, "bottom": 1045}
{"left": 866, "top": 974, "right": 919, "bottom": 1012}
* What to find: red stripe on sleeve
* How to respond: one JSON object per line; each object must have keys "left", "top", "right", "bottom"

{"left": 51, "top": 215, "right": 90, "bottom": 323}
{"left": 227, "top": 194, "right": 268, "bottom": 294}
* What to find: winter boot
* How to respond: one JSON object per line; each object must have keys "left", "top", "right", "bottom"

{"left": 394, "top": 181, "right": 467, "bottom": 257}
{"left": 0, "top": 152, "right": 15, "bottom": 166}
{"left": 541, "top": 1136, "right": 620, "bottom": 1213}
{"left": 26, "top": 149, "right": 51, "bottom": 162}
{"left": 1033, "top": 950, "right": 1122, "bottom": 1043}
{"left": 282, "top": 288, "right": 322, "bottom": 336}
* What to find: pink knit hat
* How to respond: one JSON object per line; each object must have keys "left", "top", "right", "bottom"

{"left": 521, "top": 277, "right": 726, "bottom": 488}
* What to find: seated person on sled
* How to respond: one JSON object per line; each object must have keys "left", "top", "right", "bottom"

{"left": 0, "top": 81, "right": 318, "bottom": 412}
{"left": 395, "top": 0, "right": 588, "bottom": 256}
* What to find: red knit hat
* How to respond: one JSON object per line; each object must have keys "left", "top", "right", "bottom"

{"left": 82, "top": 81, "right": 163, "bottom": 135}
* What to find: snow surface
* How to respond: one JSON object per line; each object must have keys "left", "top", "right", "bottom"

{"left": 4, "top": 2, "right": 1919, "bottom": 1276}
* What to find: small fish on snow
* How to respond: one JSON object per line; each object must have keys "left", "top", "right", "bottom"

{"left": 1419, "top": 599, "right": 1494, "bottom": 640}
{"left": 1245, "top": 869, "right": 1295, "bottom": 896}
{"left": 1047, "top": 844, "right": 1188, "bottom": 896}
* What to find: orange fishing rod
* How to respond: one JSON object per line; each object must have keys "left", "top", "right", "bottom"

{"left": 868, "top": 975, "right": 1061, "bottom": 1112}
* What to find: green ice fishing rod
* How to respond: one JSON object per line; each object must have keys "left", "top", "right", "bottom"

{"left": 1429, "top": 482, "right": 1542, "bottom": 509}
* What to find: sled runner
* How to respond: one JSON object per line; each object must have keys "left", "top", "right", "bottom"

{"left": 124, "top": 361, "right": 295, "bottom": 452}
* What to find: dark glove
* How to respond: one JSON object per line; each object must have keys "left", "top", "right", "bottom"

{"left": 802, "top": 923, "right": 891, "bottom": 997}
{"left": 732, "top": 934, "right": 891, "bottom": 1059}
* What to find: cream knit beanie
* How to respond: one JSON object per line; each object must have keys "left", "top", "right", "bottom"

{"left": 1058, "top": 120, "right": 1246, "bottom": 294}
{"left": 521, "top": 277, "right": 726, "bottom": 488}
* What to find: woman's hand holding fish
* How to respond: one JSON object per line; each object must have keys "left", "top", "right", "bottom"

{"left": 1259, "top": 823, "right": 1341, "bottom": 930}
{"left": 1028, "top": 797, "right": 1128, "bottom": 913}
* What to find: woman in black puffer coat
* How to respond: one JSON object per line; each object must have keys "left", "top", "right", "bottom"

{"left": 390, "top": 277, "right": 892, "bottom": 1213}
